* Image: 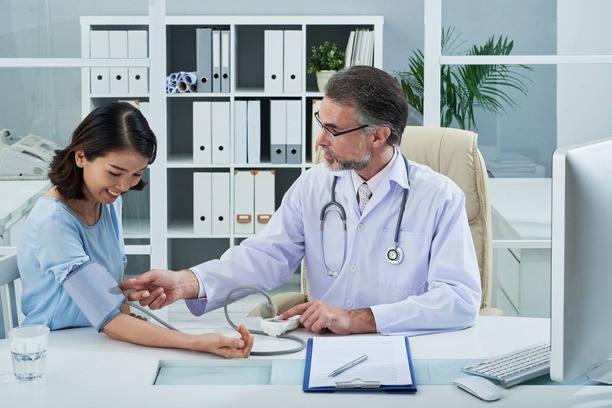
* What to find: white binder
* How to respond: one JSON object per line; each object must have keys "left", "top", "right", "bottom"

{"left": 234, "top": 170, "right": 255, "bottom": 234}
{"left": 247, "top": 100, "right": 261, "bottom": 164}
{"left": 264, "top": 30, "right": 284, "bottom": 93}
{"left": 221, "top": 30, "right": 231, "bottom": 93}
{"left": 90, "top": 30, "right": 109, "bottom": 94}
{"left": 234, "top": 100, "right": 248, "bottom": 164}
{"left": 270, "top": 99, "right": 287, "bottom": 164}
{"left": 128, "top": 67, "right": 148, "bottom": 94}
{"left": 90, "top": 67, "right": 110, "bottom": 94}
{"left": 193, "top": 101, "right": 212, "bottom": 164}
{"left": 285, "top": 99, "right": 302, "bottom": 164}
{"left": 212, "top": 30, "right": 222, "bottom": 93}
{"left": 211, "top": 102, "right": 230, "bottom": 164}
{"left": 110, "top": 67, "right": 129, "bottom": 94}
{"left": 254, "top": 170, "right": 275, "bottom": 233}
{"left": 211, "top": 172, "right": 230, "bottom": 234}
{"left": 196, "top": 28, "right": 212, "bottom": 93}
{"left": 193, "top": 172, "right": 212, "bottom": 235}
{"left": 90, "top": 30, "right": 109, "bottom": 58}
{"left": 109, "top": 31, "right": 128, "bottom": 58}
{"left": 283, "top": 30, "right": 302, "bottom": 93}
{"left": 127, "top": 30, "right": 148, "bottom": 58}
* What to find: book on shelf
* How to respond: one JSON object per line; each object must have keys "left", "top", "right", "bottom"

{"left": 344, "top": 29, "right": 374, "bottom": 68}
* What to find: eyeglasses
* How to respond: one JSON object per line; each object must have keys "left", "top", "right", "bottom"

{"left": 314, "top": 111, "right": 369, "bottom": 138}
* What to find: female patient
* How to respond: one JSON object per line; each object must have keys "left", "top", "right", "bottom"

{"left": 17, "top": 102, "right": 253, "bottom": 358}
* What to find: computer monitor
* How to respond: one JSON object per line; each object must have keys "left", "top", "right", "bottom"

{"left": 550, "top": 136, "right": 612, "bottom": 383}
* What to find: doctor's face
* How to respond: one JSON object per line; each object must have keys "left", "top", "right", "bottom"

{"left": 315, "top": 98, "right": 372, "bottom": 171}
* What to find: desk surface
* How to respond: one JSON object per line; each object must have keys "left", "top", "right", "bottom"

{"left": 0, "top": 315, "right": 610, "bottom": 407}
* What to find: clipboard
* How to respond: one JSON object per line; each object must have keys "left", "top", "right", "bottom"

{"left": 302, "top": 337, "right": 417, "bottom": 393}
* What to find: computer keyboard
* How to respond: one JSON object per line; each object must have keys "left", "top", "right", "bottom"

{"left": 462, "top": 342, "right": 550, "bottom": 388}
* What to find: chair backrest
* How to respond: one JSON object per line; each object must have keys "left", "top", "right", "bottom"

{"left": 400, "top": 126, "right": 493, "bottom": 309}
{"left": 0, "top": 254, "right": 20, "bottom": 339}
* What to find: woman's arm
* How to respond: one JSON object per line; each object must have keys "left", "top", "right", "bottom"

{"left": 102, "top": 314, "right": 254, "bottom": 358}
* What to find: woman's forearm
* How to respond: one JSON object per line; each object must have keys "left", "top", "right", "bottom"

{"left": 102, "top": 313, "right": 196, "bottom": 349}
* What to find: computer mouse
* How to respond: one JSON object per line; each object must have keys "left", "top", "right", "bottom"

{"left": 453, "top": 376, "right": 502, "bottom": 401}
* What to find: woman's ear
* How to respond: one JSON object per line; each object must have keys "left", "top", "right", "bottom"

{"left": 75, "top": 151, "right": 86, "bottom": 168}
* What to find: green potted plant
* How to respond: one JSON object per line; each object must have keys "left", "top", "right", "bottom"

{"left": 396, "top": 27, "right": 533, "bottom": 130}
{"left": 308, "top": 41, "right": 345, "bottom": 92}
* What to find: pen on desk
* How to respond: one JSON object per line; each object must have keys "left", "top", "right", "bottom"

{"left": 328, "top": 354, "right": 368, "bottom": 377}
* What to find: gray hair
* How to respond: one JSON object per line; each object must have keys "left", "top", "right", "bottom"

{"left": 324, "top": 66, "right": 408, "bottom": 146}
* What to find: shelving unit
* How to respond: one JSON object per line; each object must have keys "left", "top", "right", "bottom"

{"left": 81, "top": 15, "right": 384, "bottom": 277}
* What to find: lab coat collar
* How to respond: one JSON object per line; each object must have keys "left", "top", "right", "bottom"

{"left": 325, "top": 147, "right": 411, "bottom": 213}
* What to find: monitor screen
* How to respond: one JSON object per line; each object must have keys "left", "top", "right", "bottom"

{"left": 550, "top": 136, "right": 612, "bottom": 383}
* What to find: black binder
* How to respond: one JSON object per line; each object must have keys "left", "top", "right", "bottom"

{"left": 302, "top": 337, "right": 417, "bottom": 393}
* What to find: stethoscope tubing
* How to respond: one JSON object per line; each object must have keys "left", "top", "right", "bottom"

{"left": 319, "top": 155, "right": 411, "bottom": 276}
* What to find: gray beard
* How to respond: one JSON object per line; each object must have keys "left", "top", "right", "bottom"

{"left": 326, "top": 151, "right": 372, "bottom": 172}
{"left": 326, "top": 146, "right": 372, "bottom": 171}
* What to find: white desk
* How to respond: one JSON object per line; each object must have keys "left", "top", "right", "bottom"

{"left": 1, "top": 315, "right": 610, "bottom": 407}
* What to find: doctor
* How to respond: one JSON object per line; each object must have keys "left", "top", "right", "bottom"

{"left": 121, "top": 66, "right": 481, "bottom": 336}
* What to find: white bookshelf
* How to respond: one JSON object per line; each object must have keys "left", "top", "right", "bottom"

{"left": 81, "top": 15, "right": 384, "bottom": 273}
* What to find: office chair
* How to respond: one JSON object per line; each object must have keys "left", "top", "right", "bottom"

{"left": 250, "top": 126, "right": 501, "bottom": 316}
{"left": 400, "top": 126, "right": 500, "bottom": 314}
{"left": 0, "top": 254, "right": 21, "bottom": 339}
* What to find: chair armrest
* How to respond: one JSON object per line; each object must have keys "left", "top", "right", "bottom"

{"left": 247, "top": 292, "right": 307, "bottom": 317}
{"left": 479, "top": 307, "right": 504, "bottom": 316}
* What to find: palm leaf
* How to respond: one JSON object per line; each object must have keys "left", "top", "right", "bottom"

{"left": 395, "top": 26, "right": 533, "bottom": 130}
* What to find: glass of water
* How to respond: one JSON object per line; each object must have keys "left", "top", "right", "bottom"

{"left": 8, "top": 324, "right": 50, "bottom": 381}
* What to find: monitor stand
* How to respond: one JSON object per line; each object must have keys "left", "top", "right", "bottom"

{"left": 587, "top": 359, "right": 612, "bottom": 384}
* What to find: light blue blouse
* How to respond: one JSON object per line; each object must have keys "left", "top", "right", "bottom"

{"left": 18, "top": 196, "right": 126, "bottom": 330}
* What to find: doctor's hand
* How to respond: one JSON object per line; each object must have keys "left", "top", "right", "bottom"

{"left": 279, "top": 300, "right": 377, "bottom": 335}
{"left": 119, "top": 268, "right": 200, "bottom": 310}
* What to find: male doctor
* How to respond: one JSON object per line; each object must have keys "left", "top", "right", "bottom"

{"left": 121, "top": 66, "right": 481, "bottom": 336}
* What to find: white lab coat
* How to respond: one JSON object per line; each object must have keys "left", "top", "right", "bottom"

{"left": 188, "top": 149, "right": 481, "bottom": 336}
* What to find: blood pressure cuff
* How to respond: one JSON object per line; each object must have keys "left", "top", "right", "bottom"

{"left": 62, "top": 261, "right": 124, "bottom": 332}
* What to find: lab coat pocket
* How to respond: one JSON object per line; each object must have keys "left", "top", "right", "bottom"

{"left": 377, "top": 228, "right": 430, "bottom": 297}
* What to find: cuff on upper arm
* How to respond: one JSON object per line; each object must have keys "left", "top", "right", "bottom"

{"left": 62, "top": 261, "right": 125, "bottom": 332}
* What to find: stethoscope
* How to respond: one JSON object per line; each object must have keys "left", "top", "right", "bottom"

{"left": 320, "top": 155, "right": 411, "bottom": 277}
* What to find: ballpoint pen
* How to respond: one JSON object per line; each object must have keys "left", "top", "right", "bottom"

{"left": 328, "top": 354, "right": 368, "bottom": 377}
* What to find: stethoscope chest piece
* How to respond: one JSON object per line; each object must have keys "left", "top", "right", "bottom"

{"left": 386, "top": 246, "right": 404, "bottom": 265}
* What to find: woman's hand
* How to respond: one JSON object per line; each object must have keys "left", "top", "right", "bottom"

{"left": 196, "top": 324, "right": 254, "bottom": 358}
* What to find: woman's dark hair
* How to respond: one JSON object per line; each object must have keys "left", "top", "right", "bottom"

{"left": 324, "top": 65, "right": 408, "bottom": 147}
{"left": 48, "top": 102, "right": 157, "bottom": 200}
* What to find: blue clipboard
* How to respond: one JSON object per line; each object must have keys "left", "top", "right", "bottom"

{"left": 302, "top": 337, "right": 417, "bottom": 393}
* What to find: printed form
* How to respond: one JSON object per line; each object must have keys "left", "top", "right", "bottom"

{"left": 308, "top": 336, "right": 413, "bottom": 388}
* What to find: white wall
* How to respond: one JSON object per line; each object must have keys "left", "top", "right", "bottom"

{"left": 557, "top": 0, "right": 612, "bottom": 147}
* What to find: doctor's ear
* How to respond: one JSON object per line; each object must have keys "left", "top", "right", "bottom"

{"left": 370, "top": 126, "right": 391, "bottom": 148}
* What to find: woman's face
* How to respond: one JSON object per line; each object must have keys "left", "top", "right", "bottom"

{"left": 75, "top": 149, "right": 148, "bottom": 204}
